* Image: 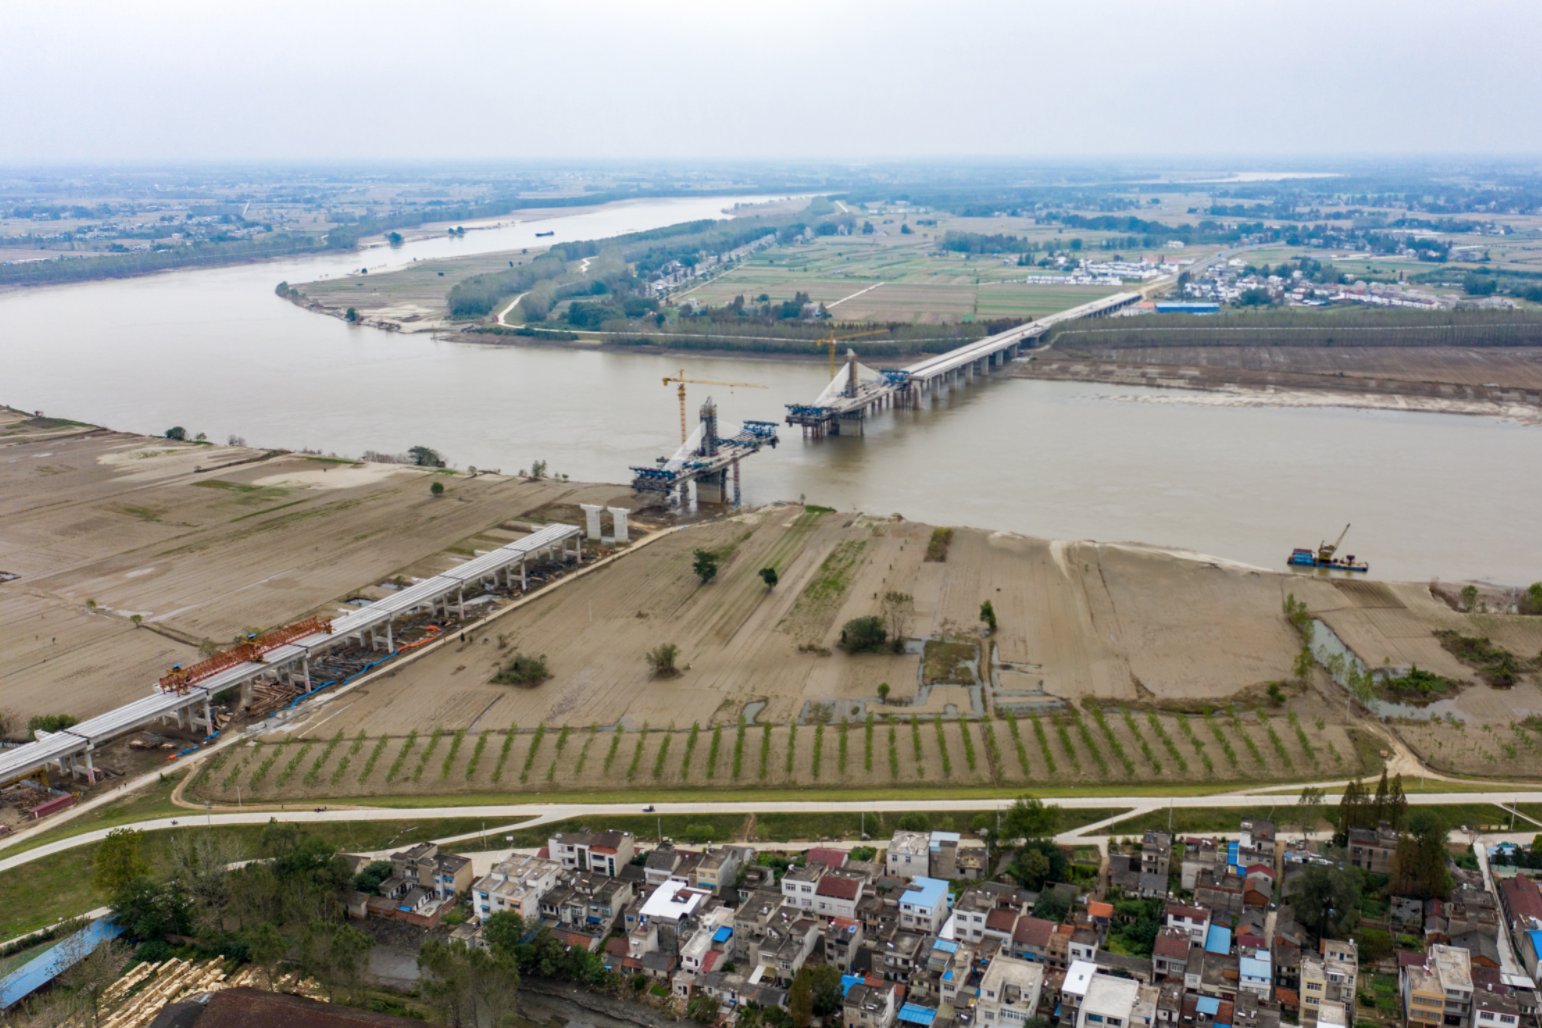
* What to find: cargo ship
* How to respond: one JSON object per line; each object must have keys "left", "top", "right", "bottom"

{"left": 1288, "top": 523, "right": 1369, "bottom": 572}
{"left": 535, "top": 230, "right": 555, "bottom": 237}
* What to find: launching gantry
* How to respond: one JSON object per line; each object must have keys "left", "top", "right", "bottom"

{"left": 631, "top": 396, "right": 779, "bottom": 507}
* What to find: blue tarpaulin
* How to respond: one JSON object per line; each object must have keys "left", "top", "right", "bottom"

{"left": 1, "top": 918, "right": 122, "bottom": 1010}
{"left": 712, "top": 926, "right": 733, "bottom": 944}
{"left": 1196, "top": 996, "right": 1221, "bottom": 1016}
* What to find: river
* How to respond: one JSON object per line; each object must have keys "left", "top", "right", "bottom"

{"left": 3, "top": 196, "right": 1539, "bottom": 584}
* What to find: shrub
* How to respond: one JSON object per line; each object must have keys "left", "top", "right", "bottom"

{"left": 706, "top": 723, "right": 722, "bottom": 779}
{"left": 1094, "top": 708, "right": 1137, "bottom": 776}
{"left": 1073, "top": 711, "right": 1109, "bottom": 777}
{"left": 925, "top": 527, "right": 954, "bottom": 562}
{"left": 653, "top": 726, "right": 673, "bottom": 780}
{"left": 933, "top": 715, "right": 953, "bottom": 779}
{"left": 492, "top": 723, "right": 517, "bottom": 783}
{"left": 811, "top": 722, "right": 824, "bottom": 780}
{"left": 361, "top": 735, "right": 389, "bottom": 782}
{"left": 692, "top": 549, "right": 718, "bottom": 583}
{"left": 647, "top": 643, "right": 680, "bottom": 676}
{"left": 604, "top": 726, "right": 624, "bottom": 777}
{"left": 1052, "top": 715, "right": 1080, "bottom": 771}
{"left": 888, "top": 718, "right": 900, "bottom": 780}
{"left": 785, "top": 723, "right": 798, "bottom": 777}
{"left": 28, "top": 714, "right": 79, "bottom": 734}
{"left": 979, "top": 600, "right": 997, "bottom": 634}
{"left": 430, "top": 481, "right": 445, "bottom": 497}
{"left": 442, "top": 728, "right": 467, "bottom": 780}
{"left": 959, "top": 718, "right": 978, "bottom": 771}
{"left": 840, "top": 616, "right": 887, "bottom": 653}
{"left": 627, "top": 723, "right": 649, "bottom": 781}
{"left": 980, "top": 717, "right": 1003, "bottom": 779}
{"left": 275, "top": 743, "right": 311, "bottom": 788}
{"left": 1146, "top": 713, "right": 1188, "bottom": 773}
{"left": 1029, "top": 713, "right": 1057, "bottom": 775}
{"left": 733, "top": 716, "right": 747, "bottom": 779}
{"left": 680, "top": 723, "right": 700, "bottom": 779}
{"left": 465, "top": 729, "right": 491, "bottom": 781}
{"left": 385, "top": 731, "right": 418, "bottom": 783}
{"left": 305, "top": 731, "right": 345, "bottom": 787}
{"left": 414, "top": 726, "right": 444, "bottom": 783}
{"left": 1005, "top": 710, "right": 1031, "bottom": 776}
{"left": 494, "top": 652, "right": 549, "bottom": 685}
{"left": 759, "top": 567, "right": 778, "bottom": 588}
{"left": 759, "top": 722, "right": 772, "bottom": 779}
{"left": 573, "top": 724, "right": 598, "bottom": 776}
{"left": 1207, "top": 716, "right": 1239, "bottom": 768}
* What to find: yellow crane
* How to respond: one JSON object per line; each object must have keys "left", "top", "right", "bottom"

{"left": 662, "top": 370, "right": 768, "bottom": 444}
{"left": 819, "top": 328, "right": 887, "bottom": 381}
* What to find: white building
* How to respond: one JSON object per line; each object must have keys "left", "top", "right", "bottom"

{"left": 977, "top": 955, "right": 1045, "bottom": 1028}
{"left": 1077, "top": 972, "right": 1141, "bottom": 1028}
{"left": 899, "top": 877, "right": 949, "bottom": 934}
{"left": 888, "top": 831, "right": 930, "bottom": 877}
{"left": 471, "top": 854, "right": 562, "bottom": 921}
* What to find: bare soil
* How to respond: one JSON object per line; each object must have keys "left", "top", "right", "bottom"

{"left": 1011, "top": 347, "right": 1542, "bottom": 408}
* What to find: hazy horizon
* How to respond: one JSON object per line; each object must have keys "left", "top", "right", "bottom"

{"left": 6, "top": 0, "right": 1541, "bottom": 164}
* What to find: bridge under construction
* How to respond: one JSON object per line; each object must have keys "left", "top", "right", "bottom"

{"left": 785, "top": 291, "right": 1141, "bottom": 438}
{"left": 630, "top": 395, "right": 779, "bottom": 506}
{"left": 0, "top": 523, "right": 583, "bottom": 790}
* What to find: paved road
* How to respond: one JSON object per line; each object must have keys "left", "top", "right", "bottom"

{"left": 7, "top": 790, "right": 1542, "bottom": 878}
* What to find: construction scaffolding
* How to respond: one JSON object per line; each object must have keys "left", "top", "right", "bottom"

{"left": 631, "top": 396, "right": 779, "bottom": 506}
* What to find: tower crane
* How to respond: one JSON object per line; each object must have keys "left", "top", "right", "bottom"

{"left": 819, "top": 328, "right": 887, "bottom": 381}
{"left": 1317, "top": 523, "right": 1351, "bottom": 564}
{"left": 662, "top": 370, "right": 768, "bottom": 444}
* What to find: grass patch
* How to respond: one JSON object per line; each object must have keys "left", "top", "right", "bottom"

{"left": 923, "top": 640, "right": 977, "bottom": 685}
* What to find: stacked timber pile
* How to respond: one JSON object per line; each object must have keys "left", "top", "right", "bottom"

{"left": 96, "top": 956, "right": 325, "bottom": 1028}
{"left": 245, "top": 683, "right": 302, "bottom": 717}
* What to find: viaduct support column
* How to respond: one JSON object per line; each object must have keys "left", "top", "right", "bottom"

{"left": 608, "top": 507, "right": 630, "bottom": 543}
{"left": 579, "top": 504, "right": 604, "bottom": 540}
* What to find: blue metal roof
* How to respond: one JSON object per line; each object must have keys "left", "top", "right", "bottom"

{"left": 1205, "top": 925, "right": 1231, "bottom": 955}
{"left": 1155, "top": 302, "right": 1220, "bottom": 313}
{"left": 1, "top": 918, "right": 123, "bottom": 1009}
{"left": 1240, "top": 956, "right": 1270, "bottom": 979}
{"left": 933, "top": 939, "right": 960, "bottom": 954}
{"left": 902, "top": 877, "right": 948, "bottom": 908}
{"left": 900, "top": 1003, "right": 938, "bottom": 1026}
{"left": 1196, "top": 996, "right": 1221, "bottom": 1015}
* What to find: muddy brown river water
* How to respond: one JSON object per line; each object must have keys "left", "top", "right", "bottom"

{"left": 4, "top": 196, "right": 1539, "bottom": 583}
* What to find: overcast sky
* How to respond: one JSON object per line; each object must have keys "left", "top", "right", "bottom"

{"left": 5, "top": 0, "right": 1540, "bottom": 165}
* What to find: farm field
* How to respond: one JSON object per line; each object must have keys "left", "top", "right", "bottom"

{"left": 0, "top": 408, "right": 637, "bottom": 723}
{"left": 187, "top": 703, "right": 1377, "bottom": 805}
{"left": 682, "top": 233, "right": 1130, "bottom": 324}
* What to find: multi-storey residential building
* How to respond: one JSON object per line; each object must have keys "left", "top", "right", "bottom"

{"left": 813, "top": 872, "right": 865, "bottom": 920}
{"left": 782, "top": 862, "right": 824, "bottom": 911}
{"left": 889, "top": 831, "right": 931, "bottom": 878}
{"left": 548, "top": 829, "right": 636, "bottom": 876}
{"left": 471, "top": 854, "right": 562, "bottom": 920}
{"left": 1420, "top": 945, "right": 1473, "bottom": 1028}
{"left": 1238, "top": 818, "right": 1277, "bottom": 871}
{"left": 900, "top": 877, "right": 950, "bottom": 934}
{"left": 846, "top": 981, "right": 900, "bottom": 1028}
{"left": 1166, "top": 903, "right": 1211, "bottom": 943}
{"left": 1346, "top": 824, "right": 1399, "bottom": 875}
{"left": 1474, "top": 985, "right": 1522, "bottom": 1028}
{"left": 977, "top": 955, "right": 1046, "bottom": 1028}
{"left": 1300, "top": 938, "right": 1358, "bottom": 1027}
{"left": 1182, "top": 839, "right": 1224, "bottom": 891}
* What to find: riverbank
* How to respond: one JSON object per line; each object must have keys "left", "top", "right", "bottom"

{"left": 1008, "top": 351, "right": 1542, "bottom": 424}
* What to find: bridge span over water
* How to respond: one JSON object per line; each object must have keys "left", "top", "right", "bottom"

{"left": 785, "top": 291, "right": 1141, "bottom": 438}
